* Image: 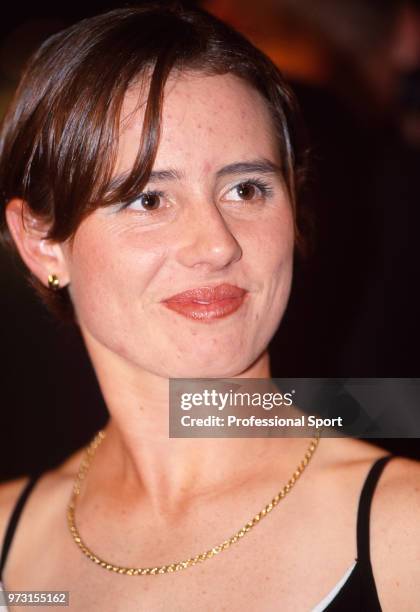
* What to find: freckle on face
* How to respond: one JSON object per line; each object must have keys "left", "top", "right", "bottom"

{"left": 70, "top": 72, "right": 294, "bottom": 378}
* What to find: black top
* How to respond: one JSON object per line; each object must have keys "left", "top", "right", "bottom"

{"left": 0, "top": 471, "right": 42, "bottom": 582}
{"left": 323, "top": 455, "right": 395, "bottom": 611}
{"left": 0, "top": 456, "right": 395, "bottom": 610}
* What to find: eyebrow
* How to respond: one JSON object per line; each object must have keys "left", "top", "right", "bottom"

{"left": 108, "top": 158, "right": 283, "bottom": 196}
{"left": 215, "top": 159, "right": 282, "bottom": 179}
{"left": 147, "top": 158, "right": 282, "bottom": 182}
{"left": 148, "top": 168, "right": 182, "bottom": 181}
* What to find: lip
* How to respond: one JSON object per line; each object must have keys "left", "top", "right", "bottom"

{"left": 161, "top": 283, "right": 248, "bottom": 321}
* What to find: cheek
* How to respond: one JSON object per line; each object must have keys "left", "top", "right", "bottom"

{"left": 240, "top": 207, "right": 294, "bottom": 282}
{"left": 66, "top": 220, "right": 167, "bottom": 323}
{"left": 265, "top": 221, "right": 294, "bottom": 273}
{"left": 246, "top": 209, "right": 294, "bottom": 332}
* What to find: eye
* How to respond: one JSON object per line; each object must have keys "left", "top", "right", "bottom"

{"left": 224, "top": 179, "right": 273, "bottom": 203}
{"left": 236, "top": 182, "right": 258, "bottom": 200}
{"left": 122, "top": 191, "right": 164, "bottom": 212}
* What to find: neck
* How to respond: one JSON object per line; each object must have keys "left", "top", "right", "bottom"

{"left": 78, "top": 329, "right": 306, "bottom": 517}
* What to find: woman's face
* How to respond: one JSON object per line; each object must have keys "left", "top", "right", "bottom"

{"left": 63, "top": 72, "right": 294, "bottom": 377}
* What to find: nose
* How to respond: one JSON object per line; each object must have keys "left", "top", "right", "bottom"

{"left": 175, "top": 201, "right": 242, "bottom": 271}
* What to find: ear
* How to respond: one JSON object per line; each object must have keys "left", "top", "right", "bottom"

{"left": 5, "top": 198, "right": 71, "bottom": 289}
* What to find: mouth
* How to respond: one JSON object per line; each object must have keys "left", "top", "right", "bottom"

{"left": 161, "top": 283, "right": 248, "bottom": 322}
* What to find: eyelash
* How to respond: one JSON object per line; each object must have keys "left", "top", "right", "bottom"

{"left": 236, "top": 178, "right": 274, "bottom": 199}
{"left": 119, "top": 178, "right": 274, "bottom": 213}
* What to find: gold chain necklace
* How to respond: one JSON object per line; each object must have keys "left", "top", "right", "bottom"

{"left": 67, "top": 429, "right": 321, "bottom": 576}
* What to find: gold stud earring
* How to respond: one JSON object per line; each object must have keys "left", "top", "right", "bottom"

{"left": 48, "top": 273, "right": 60, "bottom": 291}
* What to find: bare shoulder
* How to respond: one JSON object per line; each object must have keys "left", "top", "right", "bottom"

{"left": 372, "top": 453, "right": 420, "bottom": 544}
{"left": 373, "top": 453, "right": 420, "bottom": 543}
{"left": 315, "top": 438, "right": 420, "bottom": 607}
{"left": 370, "top": 454, "right": 420, "bottom": 610}
{"left": 0, "top": 448, "right": 84, "bottom": 552}
{"left": 319, "top": 436, "right": 420, "bottom": 513}
{"left": 0, "top": 476, "right": 32, "bottom": 548}
{"left": 377, "top": 452, "right": 420, "bottom": 501}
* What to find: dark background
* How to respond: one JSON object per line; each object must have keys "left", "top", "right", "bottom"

{"left": 1, "top": 0, "right": 420, "bottom": 480}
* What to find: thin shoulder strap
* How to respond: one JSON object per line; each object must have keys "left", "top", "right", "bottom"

{"left": 0, "top": 473, "right": 42, "bottom": 581}
{"left": 356, "top": 455, "right": 396, "bottom": 563}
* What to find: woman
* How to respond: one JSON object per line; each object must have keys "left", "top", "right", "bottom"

{"left": 0, "top": 3, "right": 418, "bottom": 611}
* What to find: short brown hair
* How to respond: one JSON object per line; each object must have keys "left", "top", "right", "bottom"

{"left": 0, "top": 1, "right": 307, "bottom": 322}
